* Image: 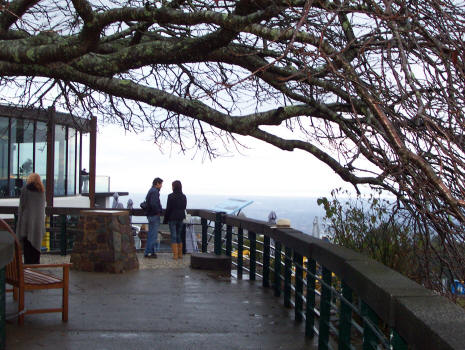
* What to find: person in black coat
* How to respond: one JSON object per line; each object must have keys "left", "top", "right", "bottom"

{"left": 163, "top": 180, "right": 187, "bottom": 259}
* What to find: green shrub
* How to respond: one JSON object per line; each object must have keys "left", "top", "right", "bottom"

{"left": 318, "top": 189, "right": 417, "bottom": 279}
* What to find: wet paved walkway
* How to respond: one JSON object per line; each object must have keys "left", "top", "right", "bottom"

{"left": 6, "top": 253, "right": 318, "bottom": 349}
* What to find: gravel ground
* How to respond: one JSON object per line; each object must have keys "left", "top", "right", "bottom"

{"left": 40, "top": 252, "right": 190, "bottom": 269}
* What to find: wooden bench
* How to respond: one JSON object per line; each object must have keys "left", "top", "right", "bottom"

{"left": 0, "top": 219, "right": 71, "bottom": 325}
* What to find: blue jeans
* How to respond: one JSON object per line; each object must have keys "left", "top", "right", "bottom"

{"left": 169, "top": 220, "right": 183, "bottom": 243}
{"left": 145, "top": 215, "right": 160, "bottom": 255}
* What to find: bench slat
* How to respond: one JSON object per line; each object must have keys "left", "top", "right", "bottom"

{"left": 24, "top": 269, "right": 62, "bottom": 285}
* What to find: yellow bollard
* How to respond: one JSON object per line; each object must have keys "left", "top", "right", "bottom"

{"left": 41, "top": 216, "right": 50, "bottom": 252}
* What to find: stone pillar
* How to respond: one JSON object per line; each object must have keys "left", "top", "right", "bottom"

{"left": 71, "top": 210, "right": 139, "bottom": 273}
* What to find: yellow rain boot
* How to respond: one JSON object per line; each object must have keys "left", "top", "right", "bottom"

{"left": 177, "top": 243, "right": 183, "bottom": 260}
{"left": 171, "top": 243, "right": 178, "bottom": 259}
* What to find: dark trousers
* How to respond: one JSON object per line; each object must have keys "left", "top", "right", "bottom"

{"left": 181, "top": 224, "right": 186, "bottom": 254}
{"left": 23, "top": 238, "right": 41, "bottom": 264}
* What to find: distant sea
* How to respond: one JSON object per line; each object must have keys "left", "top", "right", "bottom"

{"left": 124, "top": 193, "right": 326, "bottom": 236}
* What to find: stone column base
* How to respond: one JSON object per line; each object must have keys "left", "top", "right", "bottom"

{"left": 71, "top": 210, "right": 139, "bottom": 273}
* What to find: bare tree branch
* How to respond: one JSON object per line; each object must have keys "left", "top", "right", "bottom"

{"left": 1, "top": 0, "right": 465, "bottom": 291}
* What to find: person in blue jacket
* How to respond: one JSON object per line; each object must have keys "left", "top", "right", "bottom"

{"left": 163, "top": 180, "right": 187, "bottom": 259}
{"left": 144, "top": 177, "right": 163, "bottom": 258}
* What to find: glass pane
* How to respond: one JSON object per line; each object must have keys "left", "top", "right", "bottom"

{"left": 34, "top": 121, "right": 47, "bottom": 186}
{"left": 81, "top": 133, "right": 89, "bottom": 169}
{"left": 80, "top": 133, "right": 89, "bottom": 193}
{"left": 9, "top": 119, "right": 16, "bottom": 196}
{"left": 95, "top": 175, "right": 110, "bottom": 192}
{"left": 54, "top": 124, "right": 66, "bottom": 196}
{"left": 76, "top": 132, "right": 81, "bottom": 192}
{"left": 19, "top": 121, "right": 34, "bottom": 177}
{"left": 0, "top": 117, "right": 8, "bottom": 198}
{"left": 67, "top": 128, "right": 76, "bottom": 195}
{"left": 11, "top": 118, "right": 34, "bottom": 196}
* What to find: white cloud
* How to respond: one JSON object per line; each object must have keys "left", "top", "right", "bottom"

{"left": 90, "top": 124, "right": 354, "bottom": 197}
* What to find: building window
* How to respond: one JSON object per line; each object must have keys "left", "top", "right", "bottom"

{"left": 0, "top": 110, "right": 88, "bottom": 199}
{"left": 76, "top": 131, "right": 81, "bottom": 193}
{"left": 54, "top": 124, "right": 66, "bottom": 196}
{"left": 11, "top": 118, "right": 34, "bottom": 196}
{"left": 67, "top": 128, "right": 76, "bottom": 195}
{"left": 0, "top": 117, "right": 8, "bottom": 198}
{"left": 34, "top": 121, "right": 47, "bottom": 186}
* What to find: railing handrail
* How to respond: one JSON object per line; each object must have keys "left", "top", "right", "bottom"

{"left": 1, "top": 206, "right": 463, "bottom": 349}
{"left": 0, "top": 206, "right": 161, "bottom": 216}
{"left": 0, "top": 207, "right": 216, "bottom": 217}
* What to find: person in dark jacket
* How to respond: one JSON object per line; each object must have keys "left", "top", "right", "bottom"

{"left": 144, "top": 177, "right": 163, "bottom": 258}
{"left": 17, "top": 173, "right": 46, "bottom": 264}
{"left": 163, "top": 180, "right": 187, "bottom": 259}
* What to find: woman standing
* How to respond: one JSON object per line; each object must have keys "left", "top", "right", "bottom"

{"left": 17, "top": 173, "right": 46, "bottom": 264}
{"left": 163, "top": 180, "right": 187, "bottom": 259}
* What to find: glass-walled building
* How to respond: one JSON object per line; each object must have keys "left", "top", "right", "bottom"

{"left": 0, "top": 105, "right": 96, "bottom": 206}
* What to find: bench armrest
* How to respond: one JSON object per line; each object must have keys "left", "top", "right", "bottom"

{"left": 24, "top": 263, "right": 72, "bottom": 269}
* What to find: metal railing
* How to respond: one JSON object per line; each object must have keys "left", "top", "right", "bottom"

{"left": 1, "top": 206, "right": 464, "bottom": 349}
{"left": 1, "top": 206, "right": 191, "bottom": 254}
{"left": 193, "top": 209, "right": 465, "bottom": 350}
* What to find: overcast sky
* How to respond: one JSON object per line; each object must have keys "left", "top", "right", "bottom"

{"left": 88, "top": 123, "right": 354, "bottom": 198}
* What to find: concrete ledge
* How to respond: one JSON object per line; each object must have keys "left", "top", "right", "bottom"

{"left": 190, "top": 253, "right": 231, "bottom": 274}
{"left": 393, "top": 295, "right": 465, "bottom": 350}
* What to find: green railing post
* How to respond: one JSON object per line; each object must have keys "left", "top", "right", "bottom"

{"left": 0, "top": 268, "right": 5, "bottom": 350}
{"left": 249, "top": 231, "right": 256, "bottom": 280}
{"left": 60, "top": 215, "right": 67, "bottom": 256}
{"left": 262, "top": 235, "right": 270, "bottom": 288}
{"left": 214, "top": 212, "right": 223, "bottom": 255}
{"left": 391, "top": 329, "right": 408, "bottom": 350}
{"left": 294, "top": 252, "right": 303, "bottom": 322}
{"left": 237, "top": 227, "right": 243, "bottom": 279}
{"left": 305, "top": 258, "right": 316, "bottom": 338}
{"left": 362, "top": 301, "right": 379, "bottom": 350}
{"left": 284, "top": 246, "right": 292, "bottom": 308}
{"left": 338, "top": 281, "right": 353, "bottom": 350}
{"left": 201, "top": 218, "right": 208, "bottom": 253}
{"left": 274, "top": 241, "right": 282, "bottom": 297}
{"left": 318, "top": 266, "right": 332, "bottom": 350}
{"left": 225, "top": 225, "right": 232, "bottom": 256}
